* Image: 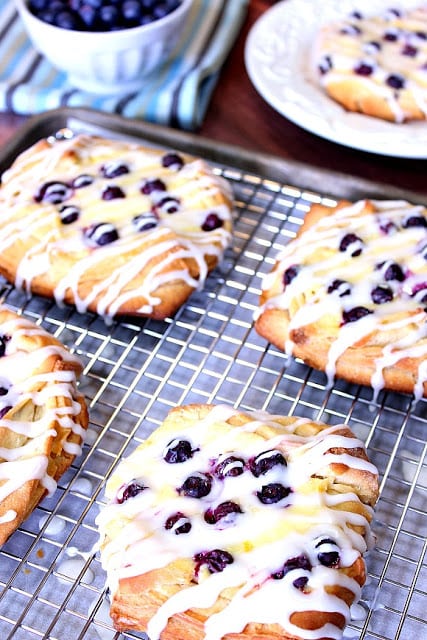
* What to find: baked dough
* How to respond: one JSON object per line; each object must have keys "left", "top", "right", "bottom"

{"left": 96, "top": 403, "right": 379, "bottom": 640}
{"left": 314, "top": 6, "right": 427, "bottom": 122}
{"left": 255, "top": 198, "right": 427, "bottom": 401}
{"left": 0, "top": 306, "right": 88, "bottom": 546}
{"left": 0, "top": 134, "right": 233, "bottom": 320}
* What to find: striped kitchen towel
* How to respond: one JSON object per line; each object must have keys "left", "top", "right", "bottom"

{"left": 0, "top": 0, "right": 248, "bottom": 130}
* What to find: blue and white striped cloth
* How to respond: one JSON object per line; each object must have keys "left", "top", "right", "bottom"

{"left": 0, "top": 0, "right": 248, "bottom": 130}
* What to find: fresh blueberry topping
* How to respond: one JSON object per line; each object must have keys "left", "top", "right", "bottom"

{"left": 283, "top": 265, "right": 299, "bottom": 285}
{"left": 164, "top": 512, "right": 191, "bottom": 535}
{"left": 140, "top": 178, "right": 166, "bottom": 195}
{"left": 386, "top": 73, "right": 405, "bottom": 89}
{"left": 411, "top": 282, "right": 427, "bottom": 304}
{"left": 194, "top": 549, "right": 234, "bottom": 574}
{"left": 84, "top": 222, "right": 119, "bottom": 246}
{"left": 214, "top": 455, "right": 245, "bottom": 478}
{"left": 350, "top": 11, "right": 363, "bottom": 19}
{"left": 0, "top": 386, "right": 8, "bottom": 396}
{"left": 363, "top": 40, "right": 381, "bottom": 54}
{"left": 179, "top": 472, "right": 212, "bottom": 498}
{"left": 379, "top": 260, "right": 405, "bottom": 282}
{"left": 371, "top": 285, "right": 393, "bottom": 304}
{"left": 100, "top": 160, "right": 130, "bottom": 179}
{"left": 257, "top": 483, "right": 292, "bottom": 505}
{"left": 342, "top": 306, "right": 373, "bottom": 324}
{"left": 59, "top": 204, "right": 80, "bottom": 224}
{"left": 116, "top": 479, "right": 147, "bottom": 503}
{"left": 162, "top": 152, "right": 184, "bottom": 171}
{"left": 340, "top": 24, "right": 361, "bottom": 35}
{"left": 383, "top": 28, "right": 399, "bottom": 42}
{"left": 402, "top": 214, "right": 427, "bottom": 228}
{"left": 204, "top": 501, "right": 242, "bottom": 525}
{"left": 163, "top": 438, "right": 196, "bottom": 463}
{"left": 272, "top": 554, "right": 312, "bottom": 580}
{"left": 327, "top": 279, "right": 351, "bottom": 297}
{"left": 72, "top": 174, "right": 94, "bottom": 188}
{"left": 339, "top": 233, "right": 364, "bottom": 256}
{"left": 315, "top": 538, "right": 340, "bottom": 567}
{"left": 132, "top": 212, "right": 158, "bottom": 232}
{"left": 354, "top": 62, "right": 374, "bottom": 76}
{"left": 202, "top": 213, "right": 224, "bottom": 232}
{"left": 102, "top": 185, "right": 125, "bottom": 200}
{"left": 35, "top": 181, "right": 73, "bottom": 204}
{"left": 379, "top": 219, "right": 398, "bottom": 235}
{"left": 153, "top": 196, "right": 180, "bottom": 215}
{"left": 249, "top": 450, "right": 287, "bottom": 477}
{"left": 292, "top": 576, "right": 309, "bottom": 590}
{"left": 402, "top": 44, "right": 418, "bottom": 57}
{"left": 385, "top": 8, "right": 401, "bottom": 19}
{"left": 0, "top": 335, "right": 11, "bottom": 358}
{"left": 319, "top": 55, "right": 333, "bottom": 75}
{"left": 0, "top": 405, "right": 12, "bottom": 419}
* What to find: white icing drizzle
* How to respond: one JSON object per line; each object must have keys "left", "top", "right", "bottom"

{"left": 96, "top": 405, "right": 378, "bottom": 640}
{"left": 0, "top": 135, "right": 233, "bottom": 320}
{"left": 316, "top": 6, "right": 427, "bottom": 122}
{"left": 259, "top": 199, "right": 427, "bottom": 399}
{"left": 0, "top": 310, "right": 86, "bottom": 540}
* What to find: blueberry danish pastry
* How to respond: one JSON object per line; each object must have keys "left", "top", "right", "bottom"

{"left": 0, "top": 134, "right": 233, "bottom": 320}
{"left": 0, "top": 307, "right": 88, "bottom": 545}
{"left": 314, "top": 5, "right": 427, "bottom": 122}
{"left": 96, "top": 403, "right": 379, "bottom": 639}
{"left": 255, "top": 198, "right": 427, "bottom": 400}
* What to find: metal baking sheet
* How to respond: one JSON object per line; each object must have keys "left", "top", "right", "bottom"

{"left": 0, "top": 107, "right": 425, "bottom": 640}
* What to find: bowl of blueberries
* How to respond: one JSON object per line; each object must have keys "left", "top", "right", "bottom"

{"left": 15, "top": 0, "right": 194, "bottom": 94}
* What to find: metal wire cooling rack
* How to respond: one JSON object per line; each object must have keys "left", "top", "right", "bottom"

{"left": 0, "top": 109, "right": 425, "bottom": 640}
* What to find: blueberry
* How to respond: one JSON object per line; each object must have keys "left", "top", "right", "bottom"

{"left": 327, "top": 279, "right": 351, "bottom": 297}
{"left": 339, "top": 233, "right": 363, "bottom": 256}
{"left": 318, "top": 55, "right": 333, "bottom": 75}
{"left": 154, "top": 196, "right": 180, "bottom": 215}
{"left": 72, "top": 174, "right": 94, "bottom": 188}
{"left": 162, "top": 152, "right": 184, "bottom": 171}
{"left": 164, "top": 512, "right": 191, "bottom": 535}
{"left": 402, "top": 44, "right": 418, "bottom": 57}
{"left": 100, "top": 161, "right": 130, "bottom": 179}
{"left": 383, "top": 29, "right": 399, "bottom": 42}
{"left": 140, "top": 178, "right": 166, "bottom": 195}
{"left": 371, "top": 285, "right": 393, "bottom": 304}
{"left": 249, "top": 450, "right": 287, "bottom": 477}
{"left": 363, "top": 41, "right": 381, "bottom": 54}
{"left": 354, "top": 62, "right": 374, "bottom": 76}
{"left": 179, "top": 472, "right": 212, "bottom": 498}
{"left": 194, "top": 549, "right": 233, "bottom": 574}
{"left": 204, "top": 501, "right": 242, "bottom": 525}
{"left": 59, "top": 204, "right": 80, "bottom": 224}
{"left": 35, "top": 181, "right": 73, "bottom": 204}
{"left": 54, "top": 9, "right": 79, "bottom": 29}
{"left": 257, "top": 483, "right": 292, "bottom": 504}
{"left": 379, "top": 219, "right": 398, "bottom": 235}
{"left": 292, "top": 576, "right": 309, "bottom": 590}
{"left": 380, "top": 261, "right": 405, "bottom": 282}
{"left": 0, "top": 335, "right": 11, "bottom": 358}
{"left": 84, "top": 222, "right": 119, "bottom": 246}
{"left": 283, "top": 265, "right": 299, "bottom": 285}
{"left": 272, "top": 554, "right": 312, "bottom": 580}
{"left": 201, "top": 213, "right": 223, "bottom": 232}
{"left": 132, "top": 212, "right": 158, "bottom": 232}
{"left": 116, "top": 479, "right": 147, "bottom": 503}
{"left": 315, "top": 538, "right": 340, "bottom": 567}
{"left": 0, "top": 405, "right": 12, "bottom": 419}
{"left": 0, "top": 386, "right": 8, "bottom": 396}
{"left": 342, "top": 306, "right": 373, "bottom": 324}
{"left": 214, "top": 455, "right": 245, "bottom": 478}
{"left": 100, "top": 4, "right": 119, "bottom": 25}
{"left": 163, "top": 438, "right": 195, "bottom": 463}
{"left": 340, "top": 24, "right": 361, "bottom": 35}
{"left": 386, "top": 74, "right": 405, "bottom": 89}
{"left": 102, "top": 185, "right": 125, "bottom": 200}
{"left": 402, "top": 214, "right": 427, "bottom": 228}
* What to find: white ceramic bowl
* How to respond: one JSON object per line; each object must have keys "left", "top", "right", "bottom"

{"left": 15, "top": 0, "right": 194, "bottom": 94}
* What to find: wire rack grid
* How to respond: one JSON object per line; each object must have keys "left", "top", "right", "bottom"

{"left": 0, "top": 131, "right": 425, "bottom": 640}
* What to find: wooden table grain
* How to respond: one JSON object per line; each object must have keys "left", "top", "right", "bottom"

{"left": 1, "top": 0, "right": 426, "bottom": 196}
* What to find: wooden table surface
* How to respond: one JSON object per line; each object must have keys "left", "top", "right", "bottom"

{"left": 1, "top": 0, "right": 426, "bottom": 196}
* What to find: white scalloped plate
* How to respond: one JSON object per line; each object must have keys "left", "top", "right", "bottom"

{"left": 244, "top": 0, "right": 427, "bottom": 158}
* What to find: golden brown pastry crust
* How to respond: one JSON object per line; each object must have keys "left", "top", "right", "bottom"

{"left": 314, "top": 6, "right": 427, "bottom": 123}
{"left": 0, "top": 307, "right": 88, "bottom": 545}
{"left": 0, "top": 134, "right": 233, "bottom": 320}
{"left": 97, "top": 403, "right": 379, "bottom": 640}
{"left": 256, "top": 198, "right": 427, "bottom": 399}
